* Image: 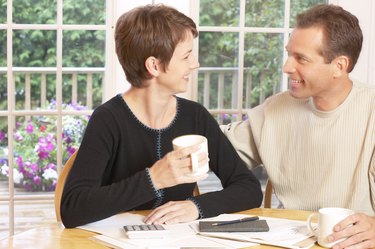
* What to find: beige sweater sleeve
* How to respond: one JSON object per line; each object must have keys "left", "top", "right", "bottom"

{"left": 222, "top": 106, "right": 264, "bottom": 169}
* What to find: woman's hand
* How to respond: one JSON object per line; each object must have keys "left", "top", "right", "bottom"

{"left": 144, "top": 200, "right": 199, "bottom": 225}
{"left": 148, "top": 145, "right": 209, "bottom": 189}
{"left": 329, "top": 213, "right": 375, "bottom": 249}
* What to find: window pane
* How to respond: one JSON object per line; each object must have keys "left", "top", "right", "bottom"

{"left": 13, "top": 116, "right": 57, "bottom": 192}
{"left": 63, "top": 0, "right": 105, "bottom": 25}
{"left": 0, "top": 30, "right": 6, "bottom": 66}
{"left": 0, "top": 0, "right": 5, "bottom": 23}
{"left": 199, "top": 0, "right": 240, "bottom": 27}
{"left": 13, "top": 30, "right": 56, "bottom": 67}
{"left": 62, "top": 30, "right": 105, "bottom": 67}
{"left": 290, "top": 0, "right": 328, "bottom": 27}
{"left": 13, "top": 0, "right": 56, "bottom": 24}
{"left": 0, "top": 73, "right": 6, "bottom": 110}
{"left": 14, "top": 72, "right": 57, "bottom": 111}
{"left": 198, "top": 69, "right": 239, "bottom": 110}
{"left": 243, "top": 33, "right": 283, "bottom": 108}
{"left": 62, "top": 73, "right": 103, "bottom": 109}
{"left": 245, "top": 0, "right": 284, "bottom": 27}
{"left": 199, "top": 32, "right": 239, "bottom": 67}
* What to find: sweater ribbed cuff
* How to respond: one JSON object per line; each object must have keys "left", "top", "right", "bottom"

{"left": 187, "top": 197, "right": 204, "bottom": 219}
{"left": 145, "top": 168, "right": 163, "bottom": 199}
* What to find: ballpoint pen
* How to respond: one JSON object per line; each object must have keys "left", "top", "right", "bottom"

{"left": 211, "top": 216, "right": 259, "bottom": 226}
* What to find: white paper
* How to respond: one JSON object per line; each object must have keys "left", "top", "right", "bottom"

{"left": 78, "top": 212, "right": 255, "bottom": 248}
{"left": 78, "top": 212, "right": 315, "bottom": 249}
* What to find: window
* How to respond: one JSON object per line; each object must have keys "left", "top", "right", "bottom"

{"left": 0, "top": 0, "right": 114, "bottom": 238}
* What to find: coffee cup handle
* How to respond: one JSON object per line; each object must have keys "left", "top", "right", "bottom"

{"left": 191, "top": 152, "right": 199, "bottom": 174}
{"left": 307, "top": 213, "right": 318, "bottom": 236}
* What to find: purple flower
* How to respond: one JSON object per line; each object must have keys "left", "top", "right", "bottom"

{"left": 38, "top": 136, "right": 55, "bottom": 152}
{"left": 47, "top": 163, "right": 56, "bottom": 170}
{"left": 33, "top": 176, "right": 42, "bottom": 186}
{"left": 0, "top": 131, "right": 5, "bottom": 142}
{"left": 14, "top": 132, "right": 23, "bottom": 141}
{"left": 67, "top": 146, "right": 76, "bottom": 156}
{"left": 38, "top": 151, "right": 50, "bottom": 160}
{"left": 16, "top": 156, "right": 23, "bottom": 167}
{"left": 26, "top": 123, "right": 34, "bottom": 134}
{"left": 30, "top": 163, "right": 38, "bottom": 173}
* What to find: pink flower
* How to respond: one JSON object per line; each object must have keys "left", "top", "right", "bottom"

{"left": 0, "top": 131, "right": 5, "bottom": 142}
{"left": 26, "top": 123, "right": 34, "bottom": 134}
{"left": 33, "top": 175, "right": 42, "bottom": 186}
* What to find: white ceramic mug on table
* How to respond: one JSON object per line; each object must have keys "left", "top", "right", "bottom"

{"left": 307, "top": 207, "right": 354, "bottom": 248}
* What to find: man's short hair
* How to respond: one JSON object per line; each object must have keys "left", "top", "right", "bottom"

{"left": 296, "top": 4, "right": 362, "bottom": 72}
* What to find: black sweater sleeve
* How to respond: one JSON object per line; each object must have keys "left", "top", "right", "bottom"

{"left": 188, "top": 105, "right": 263, "bottom": 217}
{"left": 60, "top": 105, "right": 158, "bottom": 228}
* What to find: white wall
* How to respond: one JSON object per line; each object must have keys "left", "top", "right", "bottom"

{"left": 337, "top": 0, "right": 375, "bottom": 84}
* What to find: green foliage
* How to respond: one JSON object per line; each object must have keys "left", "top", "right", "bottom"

{"left": 0, "top": 0, "right": 6, "bottom": 23}
{"left": 13, "top": 0, "right": 57, "bottom": 24}
{"left": 245, "top": 0, "right": 284, "bottom": 27}
{"left": 63, "top": 0, "right": 105, "bottom": 24}
{"left": 200, "top": 0, "right": 240, "bottom": 26}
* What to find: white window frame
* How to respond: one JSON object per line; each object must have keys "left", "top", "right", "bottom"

{"left": 1, "top": 0, "right": 115, "bottom": 237}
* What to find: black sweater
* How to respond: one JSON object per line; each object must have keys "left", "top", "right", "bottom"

{"left": 61, "top": 95, "right": 262, "bottom": 228}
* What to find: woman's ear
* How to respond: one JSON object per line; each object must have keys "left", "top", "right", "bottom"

{"left": 332, "top": 55, "right": 350, "bottom": 78}
{"left": 145, "top": 56, "right": 159, "bottom": 77}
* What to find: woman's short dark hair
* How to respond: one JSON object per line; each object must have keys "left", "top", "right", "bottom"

{"left": 296, "top": 4, "right": 362, "bottom": 72}
{"left": 115, "top": 4, "right": 198, "bottom": 87}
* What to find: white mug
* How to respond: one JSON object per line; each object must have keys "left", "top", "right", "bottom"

{"left": 172, "top": 134, "right": 209, "bottom": 176}
{"left": 307, "top": 207, "right": 354, "bottom": 248}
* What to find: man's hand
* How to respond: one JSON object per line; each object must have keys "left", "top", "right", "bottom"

{"left": 328, "top": 213, "right": 375, "bottom": 249}
{"left": 143, "top": 200, "right": 200, "bottom": 225}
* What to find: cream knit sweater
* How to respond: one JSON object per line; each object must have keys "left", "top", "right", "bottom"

{"left": 224, "top": 81, "right": 375, "bottom": 215}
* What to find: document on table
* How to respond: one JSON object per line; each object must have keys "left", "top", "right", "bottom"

{"left": 77, "top": 212, "right": 315, "bottom": 249}
{"left": 195, "top": 213, "right": 316, "bottom": 249}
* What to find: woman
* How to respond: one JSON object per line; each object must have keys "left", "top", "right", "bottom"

{"left": 61, "top": 4, "right": 262, "bottom": 228}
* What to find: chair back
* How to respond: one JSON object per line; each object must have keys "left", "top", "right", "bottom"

{"left": 263, "top": 178, "right": 273, "bottom": 208}
{"left": 54, "top": 150, "right": 78, "bottom": 222}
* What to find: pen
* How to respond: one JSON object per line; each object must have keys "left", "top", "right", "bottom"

{"left": 211, "top": 216, "right": 259, "bottom": 226}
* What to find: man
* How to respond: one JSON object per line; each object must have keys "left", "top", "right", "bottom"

{"left": 223, "top": 4, "right": 375, "bottom": 248}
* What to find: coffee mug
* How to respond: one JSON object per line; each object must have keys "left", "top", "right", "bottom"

{"left": 172, "top": 134, "right": 209, "bottom": 176}
{"left": 307, "top": 207, "right": 354, "bottom": 248}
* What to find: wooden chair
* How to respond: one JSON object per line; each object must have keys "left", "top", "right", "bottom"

{"left": 263, "top": 178, "right": 273, "bottom": 208}
{"left": 54, "top": 150, "right": 78, "bottom": 222}
{"left": 193, "top": 185, "right": 200, "bottom": 196}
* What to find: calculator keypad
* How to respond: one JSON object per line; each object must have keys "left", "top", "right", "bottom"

{"left": 123, "top": 224, "right": 165, "bottom": 232}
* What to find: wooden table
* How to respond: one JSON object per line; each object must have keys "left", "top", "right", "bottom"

{"left": 1, "top": 208, "right": 321, "bottom": 249}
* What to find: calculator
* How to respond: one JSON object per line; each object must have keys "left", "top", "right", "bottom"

{"left": 123, "top": 224, "right": 170, "bottom": 239}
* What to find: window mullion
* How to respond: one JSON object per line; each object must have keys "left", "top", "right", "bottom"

{"left": 6, "top": 0, "right": 15, "bottom": 238}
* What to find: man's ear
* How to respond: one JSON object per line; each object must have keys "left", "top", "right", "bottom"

{"left": 332, "top": 55, "right": 350, "bottom": 77}
{"left": 145, "top": 56, "right": 159, "bottom": 77}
